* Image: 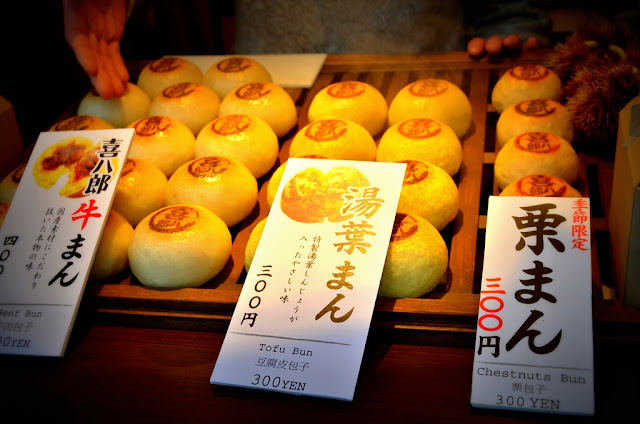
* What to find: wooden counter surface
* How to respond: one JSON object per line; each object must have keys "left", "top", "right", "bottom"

{"left": 0, "top": 322, "right": 638, "bottom": 423}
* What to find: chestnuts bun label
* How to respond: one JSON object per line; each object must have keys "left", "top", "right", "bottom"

{"left": 472, "top": 196, "right": 593, "bottom": 415}
{"left": 211, "top": 158, "right": 406, "bottom": 401}
{"left": 0, "top": 128, "right": 135, "bottom": 357}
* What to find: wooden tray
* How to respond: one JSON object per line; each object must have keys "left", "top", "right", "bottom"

{"left": 66, "top": 51, "right": 640, "bottom": 343}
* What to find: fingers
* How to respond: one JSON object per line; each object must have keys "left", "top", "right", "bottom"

{"left": 68, "top": 34, "right": 99, "bottom": 76}
{"left": 108, "top": 41, "right": 130, "bottom": 84}
{"left": 87, "top": 37, "right": 128, "bottom": 99}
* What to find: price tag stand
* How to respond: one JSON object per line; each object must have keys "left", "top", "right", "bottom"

{"left": 211, "top": 158, "right": 406, "bottom": 400}
{"left": 0, "top": 129, "right": 134, "bottom": 357}
{"left": 471, "top": 196, "right": 594, "bottom": 415}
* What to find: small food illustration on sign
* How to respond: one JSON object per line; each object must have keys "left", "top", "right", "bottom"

{"left": 32, "top": 136, "right": 103, "bottom": 198}
{"left": 279, "top": 166, "right": 370, "bottom": 223}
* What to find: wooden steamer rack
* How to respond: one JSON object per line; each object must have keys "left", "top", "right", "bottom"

{"left": 53, "top": 51, "right": 640, "bottom": 344}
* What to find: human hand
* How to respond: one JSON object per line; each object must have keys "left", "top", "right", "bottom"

{"left": 63, "top": 0, "right": 129, "bottom": 99}
{"left": 467, "top": 34, "right": 539, "bottom": 58}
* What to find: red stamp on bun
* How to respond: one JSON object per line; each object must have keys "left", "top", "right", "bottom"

{"left": 305, "top": 120, "right": 348, "bottom": 142}
{"left": 235, "top": 82, "right": 271, "bottom": 100}
{"left": 514, "top": 132, "right": 561, "bottom": 154}
{"left": 514, "top": 99, "right": 556, "bottom": 117}
{"left": 398, "top": 118, "right": 442, "bottom": 139}
{"left": 391, "top": 213, "right": 419, "bottom": 242}
{"left": 163, "top": 82, "right": 198, "bottom": 98}
{"left": 149, "top": 206, "right": 199, "bottom": 233}
{"left": 408, "top": 79, "right": 448, "bottom": 97}
{"left": 212, "top": 114, "right": 252, "bottom": 135}
{"left": 515, "top": 175, "right": 568, "bottom": 197}
{"left": 217, "top": 57, "right": 251, "bottom": 73}
{"left": 187, "top": 157, "right": 231, "bottom": 179}
{"left": 53, "top": 116, "right": 93, "bottom": 131}
{"left": 134, "top": 116, "right": 172, "bottom": 136}
{"left": 327, "top": 82, "right": 365, "bottom": 99}
{"left": 400, "top": 160, "right": 430, "bottom": 185}
{"left": 509, "top": 65, "right": 549, "bottom": 81}
{"left": 150, "top": 58, "right": 182, "bottom": 73}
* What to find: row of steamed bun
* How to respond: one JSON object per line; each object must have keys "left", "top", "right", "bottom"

{"left": 490, "top": 64, "right": 582, "bottom": 197}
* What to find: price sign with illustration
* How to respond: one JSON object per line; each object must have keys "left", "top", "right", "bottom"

{"left": 471, "top": 196, "right": 594, "bottom": 415}
{"left": 0, "top": 129, "right": 134, "bottom": 357}
{"left": 211, "top": 158, "right": 406, "bottom": 400}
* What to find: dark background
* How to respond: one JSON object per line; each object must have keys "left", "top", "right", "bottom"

{"left": 0, "top": 1, "right": 234, "bottom": 147}
{"left": 1, "top": 1, "right": 638, "bottom": 148}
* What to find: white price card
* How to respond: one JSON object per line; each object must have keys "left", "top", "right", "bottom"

{"left": 211, "top": 158, "right": 406, "bottom": 400}
{"left": 471, "top": 196, "right": 594, "bottom": 415}
{"left": 0, "top": 129, "right": 134, "bottom": 357}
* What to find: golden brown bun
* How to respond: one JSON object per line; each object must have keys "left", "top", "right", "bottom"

{"left": 128, "top": 204, "right": 232, "bottom": 288}
{"left": 496, "top": 99, "right": 574, "bottom": 148}
{"left": 202, "top": 56, "right": 272, "bottom": 99}
{"left": 111, "top": 158, "right": 168, "bottom": 227}
{"left": 89, "top": 210, "right": 134, "bottom": 281}
{"left": 278, "top": 167, "right": 326, "bottom": 223}
{"left": 289, "top": 119, "right": 377, "bottom": 161}
{"left": 148, "top": 82, "right": 220, "bottom": 136}
{"left": 165, "top": 157, "right": 258, "bottom": 227}
{"left": 32, "top": 136, "right": 100, "bottom": 198}
{"left": 137, "top": 57, "right": 204, "bottom": 99}
{"left": 388, "top": 79, "right": 472, "bottom": 138}
{"left": 0, "top": 164, "right": 25, "bottom": 202}
{"left": 279, "top": 165, "right": 369, "bottom": 223}
{"left": 266, "top": 155, "right": 327, "bottom": 208}
{"left": 376, "top": 118, "right": 462, "bottom": 176}
{"left": 244, "top": 217, "right": 268, "bottom": 272}
{"left": 195, "top": 114, "right": 279, "bottom": 179}
{"left": 127, "top": 116, "right": 196, "bottom": 178}
{"left": 308, "top": 81, "right": 388, "bottom": 137}
{"left": 491, "top": 65, "right": 563, "bottom": 114}
{"left": 219, "top": 82, "right": 297, "bottom": 138}
{"left": 49, "top": 115, "right": 115, "bottom": 131}
{"left": 267, "top": 161, "right": 287, "bottom": 208}
{"left": 77, "top": 82, "right": 150, "bottom": 128}
{"left": 379, "top": 213, "right": 449, "bottom": 298}
{"left": 494, "top": 132, "right": 579, "bottom": 190}
{"left": 500, "top": 174, "right": 582, "bottom": 197}
{"left": 396, "top": 160, "right": 459, "bottom": 231}
{"left": 0, "top": 202, "right": 10, "bottom": 229}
